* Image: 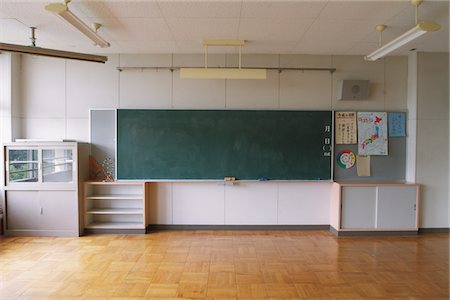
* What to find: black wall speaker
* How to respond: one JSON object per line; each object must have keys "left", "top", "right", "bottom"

{"left": 337, "top": 80, "right": 370, "bottom": 100}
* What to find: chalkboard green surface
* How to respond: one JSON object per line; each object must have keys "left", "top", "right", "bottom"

{"left": 117, "top": 109, "right": 332, "bottom": 180}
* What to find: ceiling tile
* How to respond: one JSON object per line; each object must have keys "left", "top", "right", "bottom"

{"left": 158, "top": 0, "right": 241, "bottom": 18}
{"left": 239, "top": 18, "right": 315, "bottom": 42}
{"left": 74, "top": 0, "right": 163, "bottom": 19}
{"left": 104, "top": 18, "right": 174, "bottom": 41}
{"left": 115, "top": 40, "right": 179, "bottom": 53}
{"left": 301, "top": 19, "right": 373, "bottom": 45}
{"left": 241, "top": 1, "right": 327, "bottom": 19}
{"left": 318, "top": 1, "right": 410, "bottom": 22}
{"left": 165, "top": 18, "right": 239, "bottom": 41}
{"left": 0, "top": 2, "right": 50, "bottom": 19}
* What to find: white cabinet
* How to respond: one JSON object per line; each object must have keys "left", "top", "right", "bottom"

{"left": 377, "top": 186, "right": 417, "bottom": 229}
{"left": 6, "top": 190, "right": 77, "bottom": 234}
{"left": 341, "top": 186, "right": 376, "bottom": 229}
{"left": 330, "top": 182, "right": 419, "bottom": 235}
{"left": 3, "top": 142, "right": 89, "bottom": 237}
{"left": 83, "top": 181, "right": 149, "bottom": 233}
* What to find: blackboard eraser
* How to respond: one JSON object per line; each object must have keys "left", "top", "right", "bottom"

{"left": 258, "top": 177, "right": 269, "bottom": 181}
{"left": 224, "top": 177, "right": 236, "bottom": 181}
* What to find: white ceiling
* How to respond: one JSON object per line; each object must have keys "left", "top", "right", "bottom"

{"left": 0, "top": 0, "right": 449, "bottom": 55}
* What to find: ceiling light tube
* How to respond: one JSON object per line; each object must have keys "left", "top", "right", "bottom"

{"left": 365, "top": 21, "right": 440, "bottom": 61}
{"left": 180, "top": 68, "right": 267, "bottom": 80}
{"left": 0, "top": 42, "right": 107, "bottom": 63}
{"left": 45, "top": 2, "right": 110, "bottom": 48}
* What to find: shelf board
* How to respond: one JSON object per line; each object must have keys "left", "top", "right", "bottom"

{"left": 85, "top": 222, "right": 144, "bottom": 229}
{"left": 86, "top": 194, "right": 143, "bottom": 200}
{"left": 87, "top": 208, "right": 143, "bottom": 215}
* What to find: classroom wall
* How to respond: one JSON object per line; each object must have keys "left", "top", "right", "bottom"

{"left": 12, "top": 53, "right": 448, "bottom": 227}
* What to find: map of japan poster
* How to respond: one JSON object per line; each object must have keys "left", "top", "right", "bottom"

{"left": 357, "top": 112, "right": 388, "bottom": 155}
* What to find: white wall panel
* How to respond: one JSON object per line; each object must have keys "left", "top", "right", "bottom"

{"left": 19, "top": 56, "right": 65, "bottom": 118}
{"left": 278, "top": 182, "right": 331, "bottom": 225}
{"left": 417, "top": 119, "right": 449, "bottom": 227}
{"left": 149, "top": 183, "right": 173, "bottom": 224}
{"left": 172, "top": 183, "right": 224, "bottom": 225}
{"left": 66, "top": 55, "right": 119, "bottom": 118}
{"left": 279, "top": 71, "right": 332, "bottom": 110}
{"left": 120, "top": 70, "right": 172, "bottom": 108}
{"left": 172, "top": 70, "right": 226, "bottom": 109}
{"left": 173, "top": 54, "right": 225, "bottom": 67}
{"left": 225, "top": 182, "right": 277, "bottom": 225}
{"left": 225, "top": 70, "right": 279, "bottom": 109}
{"left": 119, "top": 54, "right": 172, "bottom": 67}
{"left": 226, "top": 54, "right": 279, "bottom": 68}
{"left": 21, "top": 118, "right": 65, "bottom": 140}
{"left": 66, "top": 118, "right": 89, "bottom": 142}
{"left": 280, "top": 55, "right": 332, "bottom": 68}
{"left": 418, "top": 53, "right": 449, "bottom": 120}
{"left": 385, "top": 56, "right": 408, "bottom": 111}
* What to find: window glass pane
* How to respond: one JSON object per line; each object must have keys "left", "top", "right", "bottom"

{"left": 42, "top": 149, "right": 73, "bottom": 183}
{"left": 8, "top": 149, "right": 39, "bottom": 182}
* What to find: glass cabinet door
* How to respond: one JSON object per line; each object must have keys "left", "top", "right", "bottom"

{"left": 42, "top": 149, "right": 74, "bottom": 183}
{"left": 8, "top": 149, "right": 39, "bottom": 183}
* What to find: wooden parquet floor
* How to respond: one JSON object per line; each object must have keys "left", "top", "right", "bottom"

{"left": 0, "top": 230, "right": 448, "bottom": 299}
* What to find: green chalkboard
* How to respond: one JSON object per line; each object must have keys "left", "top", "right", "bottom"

{"left": 117, "top": 109, "right": 332, "bottom": 180}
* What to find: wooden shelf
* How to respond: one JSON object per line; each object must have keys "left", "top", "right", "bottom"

{"left": 83, "top": 181, "right": 149, "bottom": 233}
{"left": 85, "top": 222, "right": 144, "bottom": 229}
{"left": 87, "top": 208, "right": 143, "bottom": 215}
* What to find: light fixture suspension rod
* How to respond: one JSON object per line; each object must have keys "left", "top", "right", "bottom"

{"left": 30, "top": 27, "right": 36, "bottom": 47}
{"left": 412, "top": 0, "right": 423, "bottom": 25}
{"left": 415, "top": 5, "right": 419, "bottom": 24}
{"left": 204, "top": 45, "right": 208, "bottom": 68}
{"left": 239, "top": 45, "right": 242, "bottom": 69}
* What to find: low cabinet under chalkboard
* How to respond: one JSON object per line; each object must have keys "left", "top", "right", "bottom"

{"left": 330, "top": 182, "right": 419, "bottom": 236}
{"left": 117, "top": 109, "right": 332, "bottom": 181}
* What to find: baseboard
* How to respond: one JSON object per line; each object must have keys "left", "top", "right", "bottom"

{"left": 419, "top": 228, "right": 450, "bottom": 233}
{"left": 333, "top": 230, "right": 418, "bottom": 237}
{"left": 148, "top": 224, "right": 330, "bottom": 231}
{"left": 84, "top": 228, "right": 147, "bottom": 235}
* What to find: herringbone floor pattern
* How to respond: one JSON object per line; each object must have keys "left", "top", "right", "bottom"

{"left": 0, "top": 230, "right": 448, "bottom": 299}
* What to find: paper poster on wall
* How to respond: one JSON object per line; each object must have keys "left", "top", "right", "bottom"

{"left": 388, "top": 112, "right": 406, "bottom": 137}
{"left": 357, "top": 155, "right": 371, "bottom": 176}
{"left": 357, "top": 112, "right": 388, "bottom": 155}
{"left": 335, "top": 112, "right": 357, "bottom": 144}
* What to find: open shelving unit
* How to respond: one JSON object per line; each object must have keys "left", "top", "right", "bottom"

{"left": 83, "top": 181, "right": 149, "bottom": 233}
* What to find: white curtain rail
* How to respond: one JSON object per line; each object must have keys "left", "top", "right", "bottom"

{"left": 116, "top": 66, "right": 336, "bottom": 73}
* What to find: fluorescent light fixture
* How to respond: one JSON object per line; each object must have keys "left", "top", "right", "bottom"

{"left": 180, "top": 68, "right": 266, "bottom": 80}
{"left": 45, "top": 1, "right": 110, "bottom": 48}
{"left": 365, "top": 21, "right": 440, "bottom": 61}
{"left": 0, "top": 42, "right": 107, "bottom": 63}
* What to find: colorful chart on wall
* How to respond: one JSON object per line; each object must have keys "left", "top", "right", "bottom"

{"left": 335, "top": 112, "right": 357, "bottom": 144}
{"left": 336, "top": 150, "right": 356, "bottom": 169}
{"left": 388, "top": 112, "right": 406, "bottom": 137}
{"left": 357, "top": 112, "right": 388, "bottom": 155}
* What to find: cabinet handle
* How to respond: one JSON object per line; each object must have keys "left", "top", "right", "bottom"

{"left": 414, "top": 204, "right": 416, "bottom": 211}
{"left": 40, "top": 207, "right": 43, "bottom": 215}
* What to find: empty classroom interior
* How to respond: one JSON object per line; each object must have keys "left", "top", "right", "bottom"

{"left": 0, "top": 0, "right": 449, "bottom": 299}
